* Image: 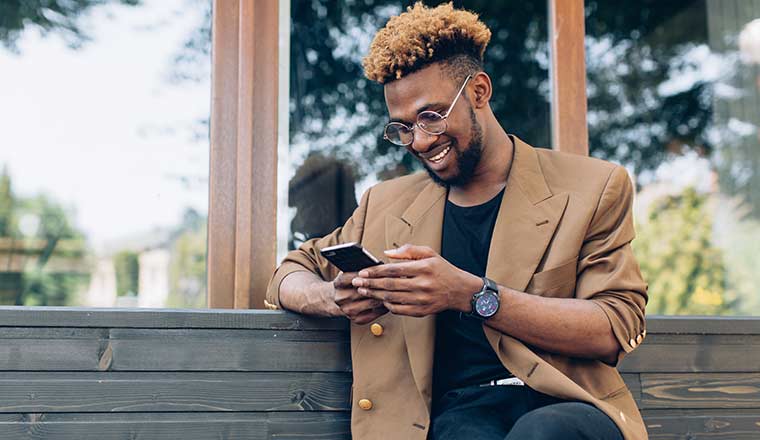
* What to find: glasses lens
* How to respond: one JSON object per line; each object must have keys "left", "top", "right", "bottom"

{"left": 384, "top": 123, "right": 413, "bottom": 146}
{"left": 417, "top": 111, "right": 446, "bottom": 135}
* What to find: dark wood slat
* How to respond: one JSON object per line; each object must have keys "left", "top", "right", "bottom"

{"left": 0, "top": 307, "right": 348, "bottom": 331}
{"left": 106, "top": 329, "right": 350, "bottom": 372}
{"left": 621, "top": 373, "right": 641, "bottom": 404}
{"left": 642, "top": 409, "right": 760, "bottom": 439}
{"left": 620, "top": 337, "right": 760, "bottom": 373}
{"left": 0, "top": 328, "right": 350, "bottom": 372}
{"left": 0, "top": 412, "right": 351, "bottom": 440}
{"left": 0, "top": 372, "right": 351, "bottom": 413}
{"left": 645, "top": 316, "right": 760, "bottom": 335}
{"left": 0, "top": 328, "right": 107, "bottom": 371}
{"left": 640, "top": 373, "right": 760, "bottom": 409}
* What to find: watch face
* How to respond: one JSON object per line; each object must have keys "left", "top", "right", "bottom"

{"left": 475, "top": 291, "right": 499, "bottom": 317}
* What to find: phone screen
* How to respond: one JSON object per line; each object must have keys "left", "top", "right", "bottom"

{"left": 320, "top": 242, "right": 383, "bottom": 273}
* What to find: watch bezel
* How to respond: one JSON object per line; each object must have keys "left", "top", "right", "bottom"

{"left": 468, "top": 277, "right": 500, "bottom": 320}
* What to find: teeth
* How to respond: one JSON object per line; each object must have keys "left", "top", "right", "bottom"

{"left": 430, "top": 145, "right": 451, "bottom": 163}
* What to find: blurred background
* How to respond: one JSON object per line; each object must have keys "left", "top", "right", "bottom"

{"left": 2, "top": 0, "right": 759, "bottom": 315}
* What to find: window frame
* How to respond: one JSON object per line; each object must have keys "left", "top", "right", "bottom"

{"left": 206, "top": 0, "right": 589, "bottom": 309}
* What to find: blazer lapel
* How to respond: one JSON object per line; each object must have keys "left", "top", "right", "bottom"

{"left": 385, "top": 181, "right": 446, "bottom": 415}
{"left": 482, "top": 137, "right": 569, "bottom": 379}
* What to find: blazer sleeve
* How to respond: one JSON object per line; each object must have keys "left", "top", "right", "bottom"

{"left": 264, "top": 187, "right": 372, "bottom": 310}
{"left": 575, "top": 165, "right": 648, "bottom": 365}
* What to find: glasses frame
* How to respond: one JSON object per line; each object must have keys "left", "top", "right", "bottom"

{"left": 383, "top": 74, "right": 473, "bottom": 146}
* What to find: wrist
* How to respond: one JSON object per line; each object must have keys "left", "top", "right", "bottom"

{"left": 321, "top": 281, "right": 345, "bottom": 317}
{"left": 457, "top": 273, "right": 484, "bottom": 313}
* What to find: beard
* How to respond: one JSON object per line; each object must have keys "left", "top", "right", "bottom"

{"left": 423, "top": 107, "right": 484, "bottom": 188}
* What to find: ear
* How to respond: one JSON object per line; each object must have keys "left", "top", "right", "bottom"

{"left": 469, "top": 72, "right": 492, "bottom": 109}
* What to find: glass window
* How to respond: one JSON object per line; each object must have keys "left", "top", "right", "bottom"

{"left": 0, "top": 0, "right": 211, "bottom": 308}
{"left": 280, "top": 0, "right": 550, "bottom": 260}
{"left": 585, "top": 0, "right": 760, "bottom": 315}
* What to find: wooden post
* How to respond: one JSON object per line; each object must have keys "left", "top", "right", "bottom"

{"left": 208, "top": 0, "right": 278, "bottom": 309}
{"left": 548, "top": 0, "right": 589, "bottom": 155}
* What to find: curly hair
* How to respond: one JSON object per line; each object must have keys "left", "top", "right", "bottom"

{"left": 363, "top": 2, "right": 492, "bottom": 84}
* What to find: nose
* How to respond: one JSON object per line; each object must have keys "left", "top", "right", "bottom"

{"left": 409, "top": 125, "right": 439, "bottom": 154}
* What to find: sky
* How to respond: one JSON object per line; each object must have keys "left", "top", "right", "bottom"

{"left": 0, "top": 0, "right": 210, "bottom": 253}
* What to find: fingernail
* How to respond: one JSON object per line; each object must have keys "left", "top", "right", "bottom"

{"left": 358, "top": 270, "right": 369, "bottom": 278}
{"left": 352, "top": 278, "right": 362, "bottom": 287}
{"left": 384, "top": 248, "right": 399, "bottom": 254}
{"left": 358, "top": 288, "right": 368, "bottom": 295}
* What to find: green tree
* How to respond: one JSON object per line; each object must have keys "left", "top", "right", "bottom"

{"left": 113, "top": 250, "right": 139, "bottom": 297}
{"left": 14, "top": 193, "right": 90, "bottom": 306}
{"left": 634, "top": 188, "right": 734, "bottom": 315}
{"left": 0, "top": 0, "right": 140, "bottom": 51}
{"left": 165, "top": 208, "right": 206, "bottom": 308}
{"left": 0, "top": 166, "right": 14, "bottom": 236}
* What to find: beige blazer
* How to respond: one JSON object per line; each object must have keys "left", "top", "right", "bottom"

{"left": 267, "top": 136, "right": 649, "bottom": 440}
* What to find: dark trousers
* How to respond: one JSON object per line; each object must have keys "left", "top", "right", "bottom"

{"left": 429, "top": 384, "right": 624, "bottom": 440}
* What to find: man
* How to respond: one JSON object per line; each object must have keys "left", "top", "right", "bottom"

{"left": 266, "top": 3, "right": 648, "bottom": 439}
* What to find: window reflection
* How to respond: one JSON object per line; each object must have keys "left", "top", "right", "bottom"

{"left": 0, "top": 0, "right": 210, "bottom": 308}
{"left": 586, "top": 0, "right": 760, "bottom": 315}
{"left": 285, "top": 0, "right": 549, "bottom": 252}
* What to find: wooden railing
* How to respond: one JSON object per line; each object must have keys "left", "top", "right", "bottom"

{"left": 0, "top": 307, "right": 757, "bottom": 439}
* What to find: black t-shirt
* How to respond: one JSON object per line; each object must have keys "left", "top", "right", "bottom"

{"left": 433, "top": 187, "right": 512, "bottom": 401}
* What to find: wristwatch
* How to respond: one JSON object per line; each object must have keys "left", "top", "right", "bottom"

{"left": 467, "top": 277, "right": 500, "bottom": 320}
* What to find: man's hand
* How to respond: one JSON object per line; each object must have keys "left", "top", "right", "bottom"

{"left": 332, "top": 272, "right": 389, "bottom": 325}
{"left": 351, "top": 244, "right": 482, "bottom": 317}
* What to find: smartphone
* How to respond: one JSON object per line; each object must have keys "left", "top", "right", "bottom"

{"left": 320, "top": 242, "right": 383, "bottom": 273}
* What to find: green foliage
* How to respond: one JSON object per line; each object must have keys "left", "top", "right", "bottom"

{"left": 167, "top": 208, "right": 206, "bottom": 308}
{"left": 0, "top": 0, "right": 140, "bottom": 51}
{"left": 0, "top": 166, "right": 14, "bottom": 236}
{"left": 113, "top": 250, "right": 139, "bottom": 297}
{"left": 634, "top": 188, "right": 734, "bottom": 315}
{"left": 0, "top": 168, "right": 90, "bottom": 306}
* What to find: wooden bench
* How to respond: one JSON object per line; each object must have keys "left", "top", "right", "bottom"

{"left": 0, "top": 307, "right": 757, "bottom": 439}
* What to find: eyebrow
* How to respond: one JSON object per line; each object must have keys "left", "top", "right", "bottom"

{"left": 388, "top": 101, "right": 448, "bottom": 124}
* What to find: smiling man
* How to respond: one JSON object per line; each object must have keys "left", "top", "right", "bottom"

{"left": 266, "top": 3, "right": 648, "bottom": 440}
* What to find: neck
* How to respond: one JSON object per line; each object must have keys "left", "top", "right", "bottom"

{"left": 448, "top": 112, "right": 513, "bottom": 207}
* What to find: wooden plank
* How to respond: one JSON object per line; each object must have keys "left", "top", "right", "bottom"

{"left": 620, "top": 334, "right": 760, "bottom": 373}
{"left": 548, "top": 0, "right": 588, "bottom": 155}
{"left": 621, "top": 373, "right": 641, "bottom": 404}
{"left": 645, "top": 316, "right": 760, "bottom": 335}
{"left": 234, "top": 0, "right": 278, "bottom": 310}
{"left": 0, "top": 372, "right": 351, "bottom": 413}
{"left": 0, "top": 412, "right": 351, "bottom": 440}
{"left": 0, "top": 328, "right": 106, "bottom": 371}
{"left": 641, "top": 409, "right": 760, "bottom": 439}
{"left": 208, "top": 0, "right": 241, "bottom": 309}
{"left": 0, "top": 328, "right": 349, "bottom": 372}
{"left": 106, "top": 329, "right": 350, "bottom": 372}
{"left": 0, "top": 307, "right": 348, "bottom": 331}
{"left": 640, "top": 373, "right": 760, "bottom": 409}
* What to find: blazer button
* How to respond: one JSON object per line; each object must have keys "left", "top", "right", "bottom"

{"left": 370, "top": 323, "right": 384, "bottom": 336}
{"left": 358, "top": 399, "right": 373, "bottom": 410}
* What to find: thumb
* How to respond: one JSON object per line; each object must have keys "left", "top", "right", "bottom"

{"left": 384, "top": 244, "right": 434, "bottom": 260}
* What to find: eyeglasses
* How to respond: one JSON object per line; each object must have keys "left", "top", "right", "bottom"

{"left": 383, "top": 74, "right": 473, "bottom": 147}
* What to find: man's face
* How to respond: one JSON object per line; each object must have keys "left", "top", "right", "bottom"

{"left": 384, "top": 64, "right": 484, "bottom": 187}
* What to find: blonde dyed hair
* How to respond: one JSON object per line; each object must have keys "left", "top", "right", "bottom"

{"left": 363, "top": 2, "right": 492, "bottom": 84}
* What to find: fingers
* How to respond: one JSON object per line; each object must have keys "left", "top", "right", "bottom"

{"left": 352, "top": 275, "right": 416, "bottom": 292}
{"left": 357, "top": 260, "right": 428, "bottom": 279}
{"left": 383, "top": 244, "right": 436, "bottom": 260}
{"left": 338, "top": 297, "right": 384, "bottom": 320}
{"left": 352, "top": 306, "right": 389, "bottom": 326}
{"left": 333, "top": 271, "right": 359, "bottom": 289}
{"left": 383, "top": 302, "right": 429, "bottom": 318}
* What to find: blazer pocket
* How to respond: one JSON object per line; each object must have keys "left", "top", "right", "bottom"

{"left": 526, "top": 259, "right": 578, "bottom": 297}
